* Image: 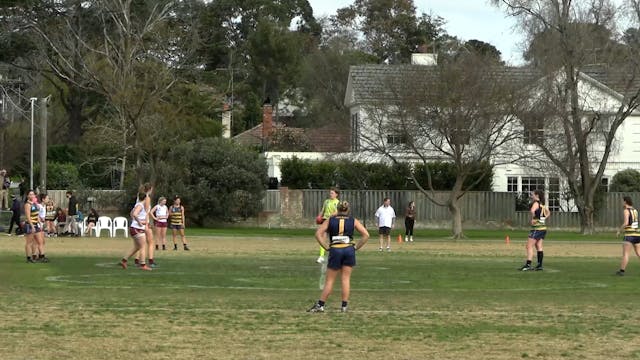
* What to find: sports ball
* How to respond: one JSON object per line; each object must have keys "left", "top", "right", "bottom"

{"left": 315, "top": 215, "right": 324, "bottom": 224}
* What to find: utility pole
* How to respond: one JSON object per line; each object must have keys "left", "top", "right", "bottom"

{"left": 39, "top": 97, "right": 48, "bottom": 192}
{"left": 29, "top": 97, "right": 36, "bottom": 190}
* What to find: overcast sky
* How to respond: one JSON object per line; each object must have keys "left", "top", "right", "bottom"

{"left": 307, "top": 0, "right": 525, "bottom": 65}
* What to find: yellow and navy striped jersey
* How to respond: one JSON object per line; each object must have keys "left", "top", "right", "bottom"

{"left": 624, "top": 207, "right": 640, "bottom": 236}
{"left": 169, "top": 206, "right": 183, "bottom": 225}
{"left": 531, "top": 201, "right": 547, "bottom": 231}
{"left": 29, "top": 203, "right": 39, "bottom": 224}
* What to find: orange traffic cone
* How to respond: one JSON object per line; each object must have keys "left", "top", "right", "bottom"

{"left": 397, "top": 234, "right": 403, "bottom": 243}
{"left": 505, "top": 235, "right": 510, "bottom": 245}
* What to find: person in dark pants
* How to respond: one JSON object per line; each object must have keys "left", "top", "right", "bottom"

{"left": 404, "top": 201, "right": 416, "bottom": 242}
{"left": 7, "top": 195, "right": 22, "bottom": 235}
{"left": 65, "top": 190, "right": 79, "bottom": 236}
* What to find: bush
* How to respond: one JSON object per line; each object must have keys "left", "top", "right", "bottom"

{"left": 280, "top": 158, "right": 493, "bottom": 190}
{"left": 161, "top": 138, "right": 268, "bottom": 225}
{"left": 610, "top": 169, "right": 640, "bottom": 192}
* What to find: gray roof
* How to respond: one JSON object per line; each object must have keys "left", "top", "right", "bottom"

{"left": 580, "top": 64, "right": 640, "bottom": 98}
{"left": 345, "top": 63, "right": 640, "bottom": 107}
{"left": 345, "top": 64, "right": 542, "bottom": 106}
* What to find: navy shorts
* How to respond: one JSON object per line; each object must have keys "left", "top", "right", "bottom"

{"left": 170, "top": 224, "right": 184, "bottom": 230}
{"left": 378, "top": 226, "right": 391, "bottom": 235}
{"left": 624, "top": 236, "right": 640, "bottom": 244}
{"left": 529, "top": 230, "right": 546, "bottom": 240}
{"left": 24, "top": 223, "right": 42, "bottom": 234}
{"left": 327, "top": 246, "right": 356, "bottom": 270}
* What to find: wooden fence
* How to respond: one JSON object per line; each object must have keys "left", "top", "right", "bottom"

{"left": 261, "top": 189, "right": 638, "bottom": 230}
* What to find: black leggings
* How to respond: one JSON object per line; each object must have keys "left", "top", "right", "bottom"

{"left": 7, "top": 213, "right": 20, "bottom": 234}
{"left": 405, "top": 218, "right": 415, "bottom": 236}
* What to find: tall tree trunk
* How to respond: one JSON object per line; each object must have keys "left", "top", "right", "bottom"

{"left": 67, "top": 87, "right": 84, "bottom": 143}
{"left": 449, "top": 178, "right": 464, "bottom": 239}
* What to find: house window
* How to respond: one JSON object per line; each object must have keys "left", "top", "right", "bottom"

{"left": 387, "top": 133, "right": 407, "bottom": 146}
{"left": 601, "top": 177, "right": 609, "bottom": 192}
{"left": 547, "top": 177, "right": 560, "bottom": 212}
{"left": 521, "top": 177, "right": 545, "bottom": 193}
{"left": 351, "top": 113, "right": 359, "bottom": 151}
{"left": 507, "top": 176, "right": 518, "bottom": 192}
{"left": 524, "top": 117, "right": 544, "bottom": 145}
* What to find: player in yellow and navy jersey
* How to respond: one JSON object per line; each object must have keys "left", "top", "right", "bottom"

{"left": 169, "top": 196, "right": 189, "bottom": 251}
{"left": 520, "top": 189, "right": 550, "bottom": 271}
{"left": 616, "top": 196, "right": 640, "bottom": 275}
{"left": 308, "top": 201, "right": 370, "bottom": 313}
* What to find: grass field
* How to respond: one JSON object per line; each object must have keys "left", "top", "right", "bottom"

{"left": 1, "top": 230, "right": 639, "bottom": 359}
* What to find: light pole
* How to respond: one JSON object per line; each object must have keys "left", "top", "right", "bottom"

{"left": 29, "top": 97, "right": 36, "bottom": 191}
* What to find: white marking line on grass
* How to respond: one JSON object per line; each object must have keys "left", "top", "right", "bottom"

{"left": 35, "top": 305, "right": 607, "bottom": 318}
{"left": 45, "top": 273, "right": 608, "bottom": 292}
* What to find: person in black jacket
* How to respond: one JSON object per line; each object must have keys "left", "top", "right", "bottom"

{"left": 7, "top": 195, "right": 22, "bottom": 235}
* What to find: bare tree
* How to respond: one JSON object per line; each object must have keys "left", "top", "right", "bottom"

{"left": 357, "top": 53, "right": 531, "bottom": 238}
{"left": 26, "top": 0, "right": 176, "bottom": 188}
{"left": 493, "top": 0, "right": 640, "bottom": 233}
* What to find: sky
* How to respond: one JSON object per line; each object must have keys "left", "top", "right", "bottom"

{"left": 307, "top": 0, "right": 525, "bottom": 65}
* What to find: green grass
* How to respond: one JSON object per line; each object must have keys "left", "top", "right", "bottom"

{"left": 0, "top": 235, "right": 637, "bottom": 359}
{"left": 192, "top": 227, "right": 620, "bottom": 241}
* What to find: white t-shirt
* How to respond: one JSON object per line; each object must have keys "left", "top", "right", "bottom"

{"left": 375, "top": 205, "right": 396, "bottom": 228}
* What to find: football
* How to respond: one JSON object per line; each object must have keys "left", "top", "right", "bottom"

{"left": 315, "top": 215, "right": 324, "bottom": 224}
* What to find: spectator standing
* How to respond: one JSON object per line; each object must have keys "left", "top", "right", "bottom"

{"left": 7, "top": 195, "right": 21, "bottom": 235}
{"left": 404, "top": 201, "right": 416, "bottom": 242}
{"left": 65, "top": 190, "right": 79, "bottom": 236}
{"left": 375, "top": 197, "right": 396, "bottom": 252}
{"left": 18, "top": 178, "right": 26, "bottom": 202}
{"left": 0, "top": 169, "right": 9, "bottom": 210}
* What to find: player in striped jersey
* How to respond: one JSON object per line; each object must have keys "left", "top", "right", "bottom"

{"left": 616, "top": 196, "right": 640, "bottom": 275}
{"left": 170, "top": 196, "right": 189, "bottom": 251}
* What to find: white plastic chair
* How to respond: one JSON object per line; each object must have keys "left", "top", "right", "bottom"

{"left": 112, "top": 216, "right": 128, "bottom": 238}
{"left": 95, "top": 216, "right": 113, "bottom": 237}
{"left": 77, "top": 217, "right": 86, "bottom": 236}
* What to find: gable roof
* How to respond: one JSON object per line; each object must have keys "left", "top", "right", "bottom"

{"left": 580, "top": 64, "right": 640, "bottom": 99}
{"left": 233, "top": 123, "right": 350, "bottom": 153}
{"left": 345, "top": 62, "right": 640, "bottom": 109}
{"left": 344, "top": 64, "right": 542, "bottom": 107}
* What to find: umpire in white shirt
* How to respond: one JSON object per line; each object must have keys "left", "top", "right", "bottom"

{"left": 375, "top": 197, "right": 396, "bottom": 252}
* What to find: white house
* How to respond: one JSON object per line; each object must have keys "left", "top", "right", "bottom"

{"left": 344, "top": 55, "right": 640, "bottom": 212}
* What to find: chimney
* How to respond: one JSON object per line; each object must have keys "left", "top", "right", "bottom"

{"left": 262, "top": 98, "right": 273, "bottom": 142}
{"left": 411, "top": 53, "right": 437, "bottom": 66}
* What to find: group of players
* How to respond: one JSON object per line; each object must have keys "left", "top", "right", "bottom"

{"left": 21, "top": 184, "right": 192, "bottom": 267}
{"left": 119, "top": 184, "right": 190, "bottom": 270}
{"left": 306, "top": 187, "right": 640, "bottom": 312}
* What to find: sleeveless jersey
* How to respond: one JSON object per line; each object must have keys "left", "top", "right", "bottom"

{"left": 155, "top": 205, "right": 169, "bottom": 223}
{"left": 28, "top": 203, "right": 39, "bottom": 224}
{"left": 45, "top": 204, "right": 56, "bottom": 221}
{"left": 169, "top": 206, "right": 183, "bottom": 226}
{"left": 131, "top": 201, "right": 147, "bottom": 230}
{"left": 625, "top": 207, "right": 640, "bottom": 236}
{"left": 531, "top": 201, "right": 547, "bottom": 231}
{"left": 327, "top": 215, "right": 355, "bottom": 248}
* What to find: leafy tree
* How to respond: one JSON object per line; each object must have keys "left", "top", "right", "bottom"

{"left": 162, "top": 138, "right": 267, "bottom": 225}
{"left": 334, "top": 0, "right": 446, "bottom": 64}
{"left": 610, "top": 169, "right": 640, "bottom": 192}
